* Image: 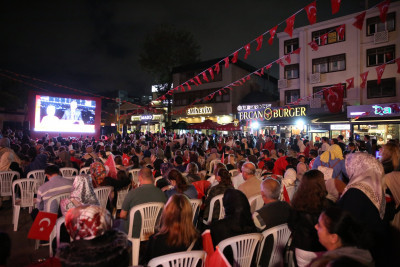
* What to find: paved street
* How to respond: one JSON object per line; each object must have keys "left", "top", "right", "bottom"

{"left": 0, "top": 199, "right": 48, "bottom": 266}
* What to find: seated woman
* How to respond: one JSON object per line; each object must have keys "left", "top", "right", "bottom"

{"left": 60, "top": 175, "right": 100, "bottom": 215}
{"left": 310, "top": 207, "right": 373, "bottom": 267}
{"left": 288, "top": 170, "right": 333, "bottom": 267}
{"left": 203, "top": 168, "right": 234, "bottom": 222}
{"left": 57, "top": 205, "right": 129, "bottom": 267}
{"left": 165, "top": 169, "right": 198, "bottom": 199}
{"left": 185, "top": 162, "right": 201, "bottom": 183}
{"left": 143, "top": 194, "right": 201, "bottom": 264}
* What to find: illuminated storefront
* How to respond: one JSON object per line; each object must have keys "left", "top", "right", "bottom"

{"left": 129, "top": 114, "right": 164, "bottom": 133}
{"left": 237, "top": 104, "right": 308, "bottom": 137}
{"left": 348, "top": 103, "right": 400, "bottom": 142}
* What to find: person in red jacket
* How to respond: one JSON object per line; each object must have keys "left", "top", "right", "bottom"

{"left": 258, "top": 149, "right": 271, "bottom": 170}
{"left": 273, "top": 149, "right": 288, "bottom": 176}
{"left": 263, "top": 135, "right": 275, "bottom": 152}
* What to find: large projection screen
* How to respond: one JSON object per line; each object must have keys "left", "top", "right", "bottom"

{"left": 29, "top": 91, "right": 101, "bottom": 139}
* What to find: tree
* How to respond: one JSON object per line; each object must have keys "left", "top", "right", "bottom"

{"left": 139, "top": 25, "right": 200, "bottom": 129}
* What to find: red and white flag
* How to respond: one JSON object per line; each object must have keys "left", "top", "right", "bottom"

{"left": 346, "top": 77, "right": 354, "bottom": 90}
{"left": 292, "top": 47, "right": 301, "bottom": 54}
{"left": 324, "top": 84, "right": 344, "bottom": 113}
{"left": 202, "top": 72, "right": 209, "bottom": 83}
{"left": 231, "top": 51, "right": 239, "bottom": 63}
{"left": 256, "top": 35, "right": 263, "bottom": 51}
{"left": 208, "top": 68, "right": 214, "bottom": 80}
{"left": 105, "top": 155, "right": 117, "bottom": 179}
{"left": 28, "top": 211, "right": 57, "bottom": 241}
{"left": 122, "top": 153, "right": 130, "bottom": 166}
{"left": 321, "top": 33, "right": 328, "bottom": 45}
{"left": 308, "top": 41, "right": 319, "bottom": 51}
{"left": 376, "top": 64, "right": 386, "bottom": 85}
{"left": 284, "top": 15, "right": 296, "bottom": 38}
{"left": 353, "top": 11, "right": 366, "bottom": 30}
{"left": 244, "top": 43, "right": 251, "bottom": 59}
{"left": 202, "top": 230, "right": 214, "bottom": 257}
{"left": 268, "top": 25, "right": 278, "bottom": 45}
{"left": 284, "top": 54, "right": 291, "bottom": 64}
{"left": 360, "top": 71, "right": 369, "bottom": 89}
{"left": 336, "top": 24, "right": 345, "bottom": 40}
{"left": 305, "top": 1, "right": 317, "bottom": 25}
{"left": 206, "top": 246, "right": 231, "bottom": 267}
{"left": 221, "top": 152, "right": 225, "bottom": 164}
{"left": 377, "top": 0, "right": 390, "bottom": 23}
{"left": 224, "top": 57, "right": 230, "bottom": 68}
{"left": 331, "top": 0, "right": 341, "bottom": 14}
{"left": 214, "top": 63, "right": 220, "bottom": 74}
{"left": 276, "top": 58, "right": 285, "bottom": 67}
{"left": 282, "top": 185, "right": 291, "bottom": 203}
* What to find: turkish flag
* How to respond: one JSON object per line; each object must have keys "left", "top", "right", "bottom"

{"left": 268, "top": 25, "right": 278, "bottom": 45}
{"left": 195, "top": 76, "right": 202, "bottom": 85}
{"left": 282, "top": 185, "right": 291, "bottom": 203}
{"left": 214, "top": 63, "right": 220, "bottom": 74}
{"left": 308, "top": 41, "right": 319, "bottom": 51}
{"left": 231, "top": 51, "right": 238, "bottom": 63}
{"left": 276, "top": 59, "right": 285, "bottom": 67}
{"left": 28, "top": 211, "right": 57, "bottom": 241}
{"left": 378, "top": 0, "right": 390, "bottom": 23}
{"left": 292, "top": 47, "right": 301, "bottom": 54}
{"left": 202, "top": 72, "right": 209, "bottom": 82}
{"left": 284, "top": 54, "right": 291, "bottom": 64}
{"left": 244, "top": 43, "right": 251, "bottom": 59}
{"left": 185, "top": 82, "right": 191, "bottom": 90}
{"left": 331, "top": 0, "right": 341, "bottom": 14}
{"left": 324, "top": 84, "right": 344, "bottom": 113}
{"left": 221, "top": 152, "right": 225, "bottom": 164}
{"left": 190, "top": 78, "right": 198, "bottom": 86}
{"left": 104, "top": 155, "right": 117, "bottom": 179}
{"left": 360, "top": 71, "right": 369, "bottom": 89}
{"left": 396, "top": 58, "right": 400, "bottom": 73}
{"left": 321, "top": 33, "right": 328, "bottom": 45}
{"left": 376, "top": 64, "right": 386, "bottom": 85}
{"left": 256, "top": 35, "right": 263, "bottom": 51}
{"left": 353, "top": 11, "right": 366, "bottom": 30}
{"left": 284, "top": 15, "right": 296, "bottom": 38}
{"left": 122, "top": 153, "right": 130, "bottom": 166}
{"left": 336, "top": 24, "right": 345, "bottom": 40}
{"left": 346, "top": 77, "right": 354, "bottom": 90}
{"left": 224, "top": 57, "right": 229, "bottom": 68}
{"left": 305, "top": 1, "right": 317, "bottom": 25}
{"left": 202, "top": 229, "right": 214, "bottom": 256}
{"left": 208, "top": 68, "right": 214, "bottom": 80}
{"left": 180, "top": 85, "right": 185, "bottom": 92}
{"left": 206, "top": 246, "right": 231, "bottom": 267}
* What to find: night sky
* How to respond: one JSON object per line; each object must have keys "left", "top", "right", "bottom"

{"left": 0, "top": 0, "right": 392, "bottom": 98}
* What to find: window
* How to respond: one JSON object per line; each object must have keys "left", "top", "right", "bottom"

{"left": 367, "top": 45, "right": 395, "bottom": 67}
{"left": 313, "top": 83, "right": 347, "bottom": 99}
{"left": 312, "top": 25, "right": 345, "bottom": 46}
{"left": 284, "top": 38, "right": 299, "bottom": 54}
{"left": 284, "top": 89, "right": 300, "bottom": 104}
{"left": 367, "top": 78, "right": 396, "bottom": 99}
{"left": 312, "top": 54, "right": 345, "bottom": 73}
{"left": 367, "top": 12, "right": 395, "bottom": 36}
{"left": 284, "top": 64, "right": 299, "bottom": 79}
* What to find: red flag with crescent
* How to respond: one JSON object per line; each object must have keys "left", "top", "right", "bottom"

{"left": 276, "top": 59, "right": 285, "bottom": 67}
{"left": 122, "top": 153, "right": 130, "bottom": 166}
{"left": 268, "top": 25, "right": 278, "bottom": 45}
{"left": 305, "top": 1, "right": 317, "bottom": 25}
{"left": 336, "top": 24, "right": 345, "bottom": 40}
{"left": 308, "top": 41, "right": 319, "bottom": 51}
{"left": 284, "top": 54, "right": 291, "bottom": 64}
{"left": 244, "top": 43, "right": 251, "bottom": 59}
{"left": 353, "top": 11, "right": 366, "bottom": 30}
{"left": 214, "top": 63, "right": 220, "bottom": 74}
{"left": 104, "top": 155, "right": 117, "bottom": 179}
{"left": 208, "top": 68, "right": 214, "bottom": 80}
{"left": 292, "top": 47, "right": 301, "bottom": 54}
{"left": 195, "top": 76, "right": 202, "bottom": 85}
{"left": 321, "top": 33, "right": 328, "bottom": 45}
{"left": 284, "top": 15, "right": 296, "bottom": 38}
{"left": 185, "top": 82, "right": 191, "bottom": 90}
{"left": 28, "top": 211, "right": 57, "bottom": 241}
{"left": 376, "top": 64, "right": 386, "bottom": 85}
{"left": 331, "top": 0, "right": 341, "bottom": 14}
{"left": 346, "top": 77, "right": 354, "bottom": 90}
{"left": 324, "top": 84, "right": 344, "bottom": 113}
{"left": 190, "top": 78, "right": 198, "bottom": 86}
{"left": 360, "top": 71, "right": 369, "bottom": 89}
{"left": 202, "top": 72, "right": 209, "bottom": 82}
{"left": 231, "top": 51, "right": 238, "bottom": 63}
{"left": 256, "top": 35, "right": 263, "bottom": 51}
{"left": 377, "top": 0, "right": 390, "bottom": 23}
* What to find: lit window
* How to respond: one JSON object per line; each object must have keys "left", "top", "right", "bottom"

{"left": 367, "top": 45, "right": 395, "bottom": 67}
{"left": 367, "top": 13, "right": 395, "bottom": 36}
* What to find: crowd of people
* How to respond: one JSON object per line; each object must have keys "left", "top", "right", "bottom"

{"left": 0, "top": 127, "right": 399, "bottom": 266}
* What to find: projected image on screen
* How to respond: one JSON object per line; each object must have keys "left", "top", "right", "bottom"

{"left": 34, "top": 95, "right": 96, "bottom": 133}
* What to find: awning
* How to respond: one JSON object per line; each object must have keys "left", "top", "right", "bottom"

{"left": 216, "top": 123, "right": 241, "bottom": 131}
{"left": 188, "top": 119, "right": 220, "bottom": 130}
{"left": 311, "top": 112, "right": 349, "bottom": 123}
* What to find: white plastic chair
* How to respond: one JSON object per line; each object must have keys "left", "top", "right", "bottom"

{"left": 94, "top": 186, "right": 113, "bottom": 208}
{"left": 27, "top": 170, "right": 46, "bottom": 192}
{"left": 12, "top": 179, "right": 36, "bottom": 231}
{"left": 154, "top": 176, "right": 163, "bottom": 186}
{"left": 148, "top": 250, "right": 206, "bottom": 267}
{"left": 218, "top": 233, "right": 263, "bottom": 267}
{"left": 257, "top": 223, "right": 291, "bottom": 267}
{"left": 48, "top": 216, "right": 68, "bottom": 257}
{"left": 114, "top": 185, "right": 130, "bottom": 218}
{"left": 204, "top": 194, "right": 224, "bottom": 225}
{"left": 128, "top": 202, "right": 164, "bottom": 266}
{"left": 189, "top": 198, "right": 202, "bottom": 224}
{"left": 229, "top": 169, "right": 239, "bottom": 177}
{"left": 0, "top": 171, "right": 20, "bottom": 197}
{"left": 128, "top": 168, "right": 141, "bottom": 185}
{"left": 249, "top": 194, "right": 264, "bottom": 214}
{"left": 60, "top": 167, "right": 78, "bottom": 177}
{"left": 79, "top": 167, "right": 90, "bottom": 174}
{"left": 209, "top": 159, "right": 221, "bottom": 175}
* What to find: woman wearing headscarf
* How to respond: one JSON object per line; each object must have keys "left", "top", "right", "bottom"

{"left": 57, "top": 205, "right": 129, "bottom": 267}
{"left": 337, "top": 152, "right": 388, "bottom": 266}
{"left": 312, "top": 144, "right": 347, "bottom": 182}
{"left": 90, "top": 161, "right": 107, "bottom": 187}
{"left": 60, "top": 175, "right": 100, "bottom": 215}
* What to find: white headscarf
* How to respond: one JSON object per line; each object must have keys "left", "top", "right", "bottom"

{"left": 342, "top": 152, "right": 385, "bottom": 219}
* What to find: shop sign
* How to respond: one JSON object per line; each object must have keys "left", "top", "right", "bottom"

{"left": 238, "top": 106, "right": 307, "bottom": 121}
{"left": 186, "top": 106, "right": 212, "bottom": 116}
{"left": 140, "top": 115, "right": 153, "bottom": 120}
{"left": 233, "top": 119, "right": 239, "bottom": 127}
{"left": 330, "top": 124, "right": 350, "bottom": 130}
{"left": 310, "top": 124, "right": 330, "bottom": 131}
{"left": 347, "top": 103, "right": 400, "bottom": 118}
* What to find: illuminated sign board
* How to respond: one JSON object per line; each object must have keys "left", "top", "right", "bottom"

{"left": 186, "top": 106, "right": 212, "bottom": 116}
{"left": 140, "top": 115, "right": 153, "bottom": 120}
{"left": 347, "top": 103, "right": 400, "bottom": 118}
{"left": 330, "top": 124, "right": 350, "bottom": 130}
{"left": 238, "top": 106, "right": 307, "bottom": 121}
{"left": 131, "top": 114, "right": 162, "bottom": 121}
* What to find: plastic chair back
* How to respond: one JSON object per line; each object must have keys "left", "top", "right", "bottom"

{"left": 0, "top": 171, "right": 20, "bottom": 197}
{"left": 27, "top": 170, "right": 46, "bottom": 192}
{"left": 154, "top": 176, "right": 163, "bottom": 186}
{"left": 209, "top": 159, "right": 221, "bottom": 175}
{"left": 79, "top": 167, "right": 90, "bottom": 174}
{"left": 257, "top": 223, "right": 291, "bottom": 267}
{"left": 218, "top": 233, "right": 262, "bottom": 267}
{"left": 94, "top": 186, "right": 113, "bottom": 208}
{"left": 128, "top": 168, "right": 141, "bottom": 185}
{"left": 116, "top": 185, "right": 130, "bottom": 210}
{"left": 189, "top": 198, "right": 202, "bottom": 224}
{"left": 12, "top": 178, "right": 36, "bottom": 208}
{"left": 206, "top": 194, "right": 224, "bottom": 225}
{"left": 248, "top": 194, "right": 264, "bottom": 214}
{"left": 148, "top": 250, "right": 206, "bottom": 267}
{"left": 229, "top": 169, "right": 239, "bottom": 177}
{"left": 44, "top": 191, "right": 72, "bottom": 212}
{"left": 60, "top": 167, "right": 78, "bottom": 178}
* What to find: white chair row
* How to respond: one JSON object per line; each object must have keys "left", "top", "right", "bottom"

{"left": 128, "top": 168, "right": 140, "bottom": 185}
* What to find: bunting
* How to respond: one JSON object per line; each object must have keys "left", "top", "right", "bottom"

{"left": 208, "top": 68, "right": 214, "bottom": 80}
{"left": 308, "top": 41, "right": 319, "bottom": 51}
{"left": 244, "top": 43, "right": 251, "bottom": 59}
{"left": 231, "top": 51, "right": 239, "bottom": 63}
{"left": 377, "top": 0, "right": 391, "bottom": 23}
{"left": 353, "top": 11, "right": 366, "bottom": 30}
{"left": 268, "top": 25, "right": 278, "bottom": 45}
{"left": 331, "top": 0, "right": 341, "bottom": 14}
{"left": 256, "top": 35, "right": 263, "bottom": 51}
{"left": 376, "top": 64, "right": 386, "bottom": 85}
{"left": 360, "top": 71, "right": 369, "bottom": 89}
{"left": 214, "top": 63, "right": 220, "bottom": 74}
{"left": 305, "top": 1, "right": 317, "bottom": 25}
{"left": 224, "top": 57, "right": 230, "bottom": 68}
{"left": 336, "top": 24, "right": 345, "bottom": 40}
{"left": 284, "top": 15, "right": 296, "bottom": 38}
{"left": 346, "top": 77, "right": 354, "bottom": 90}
